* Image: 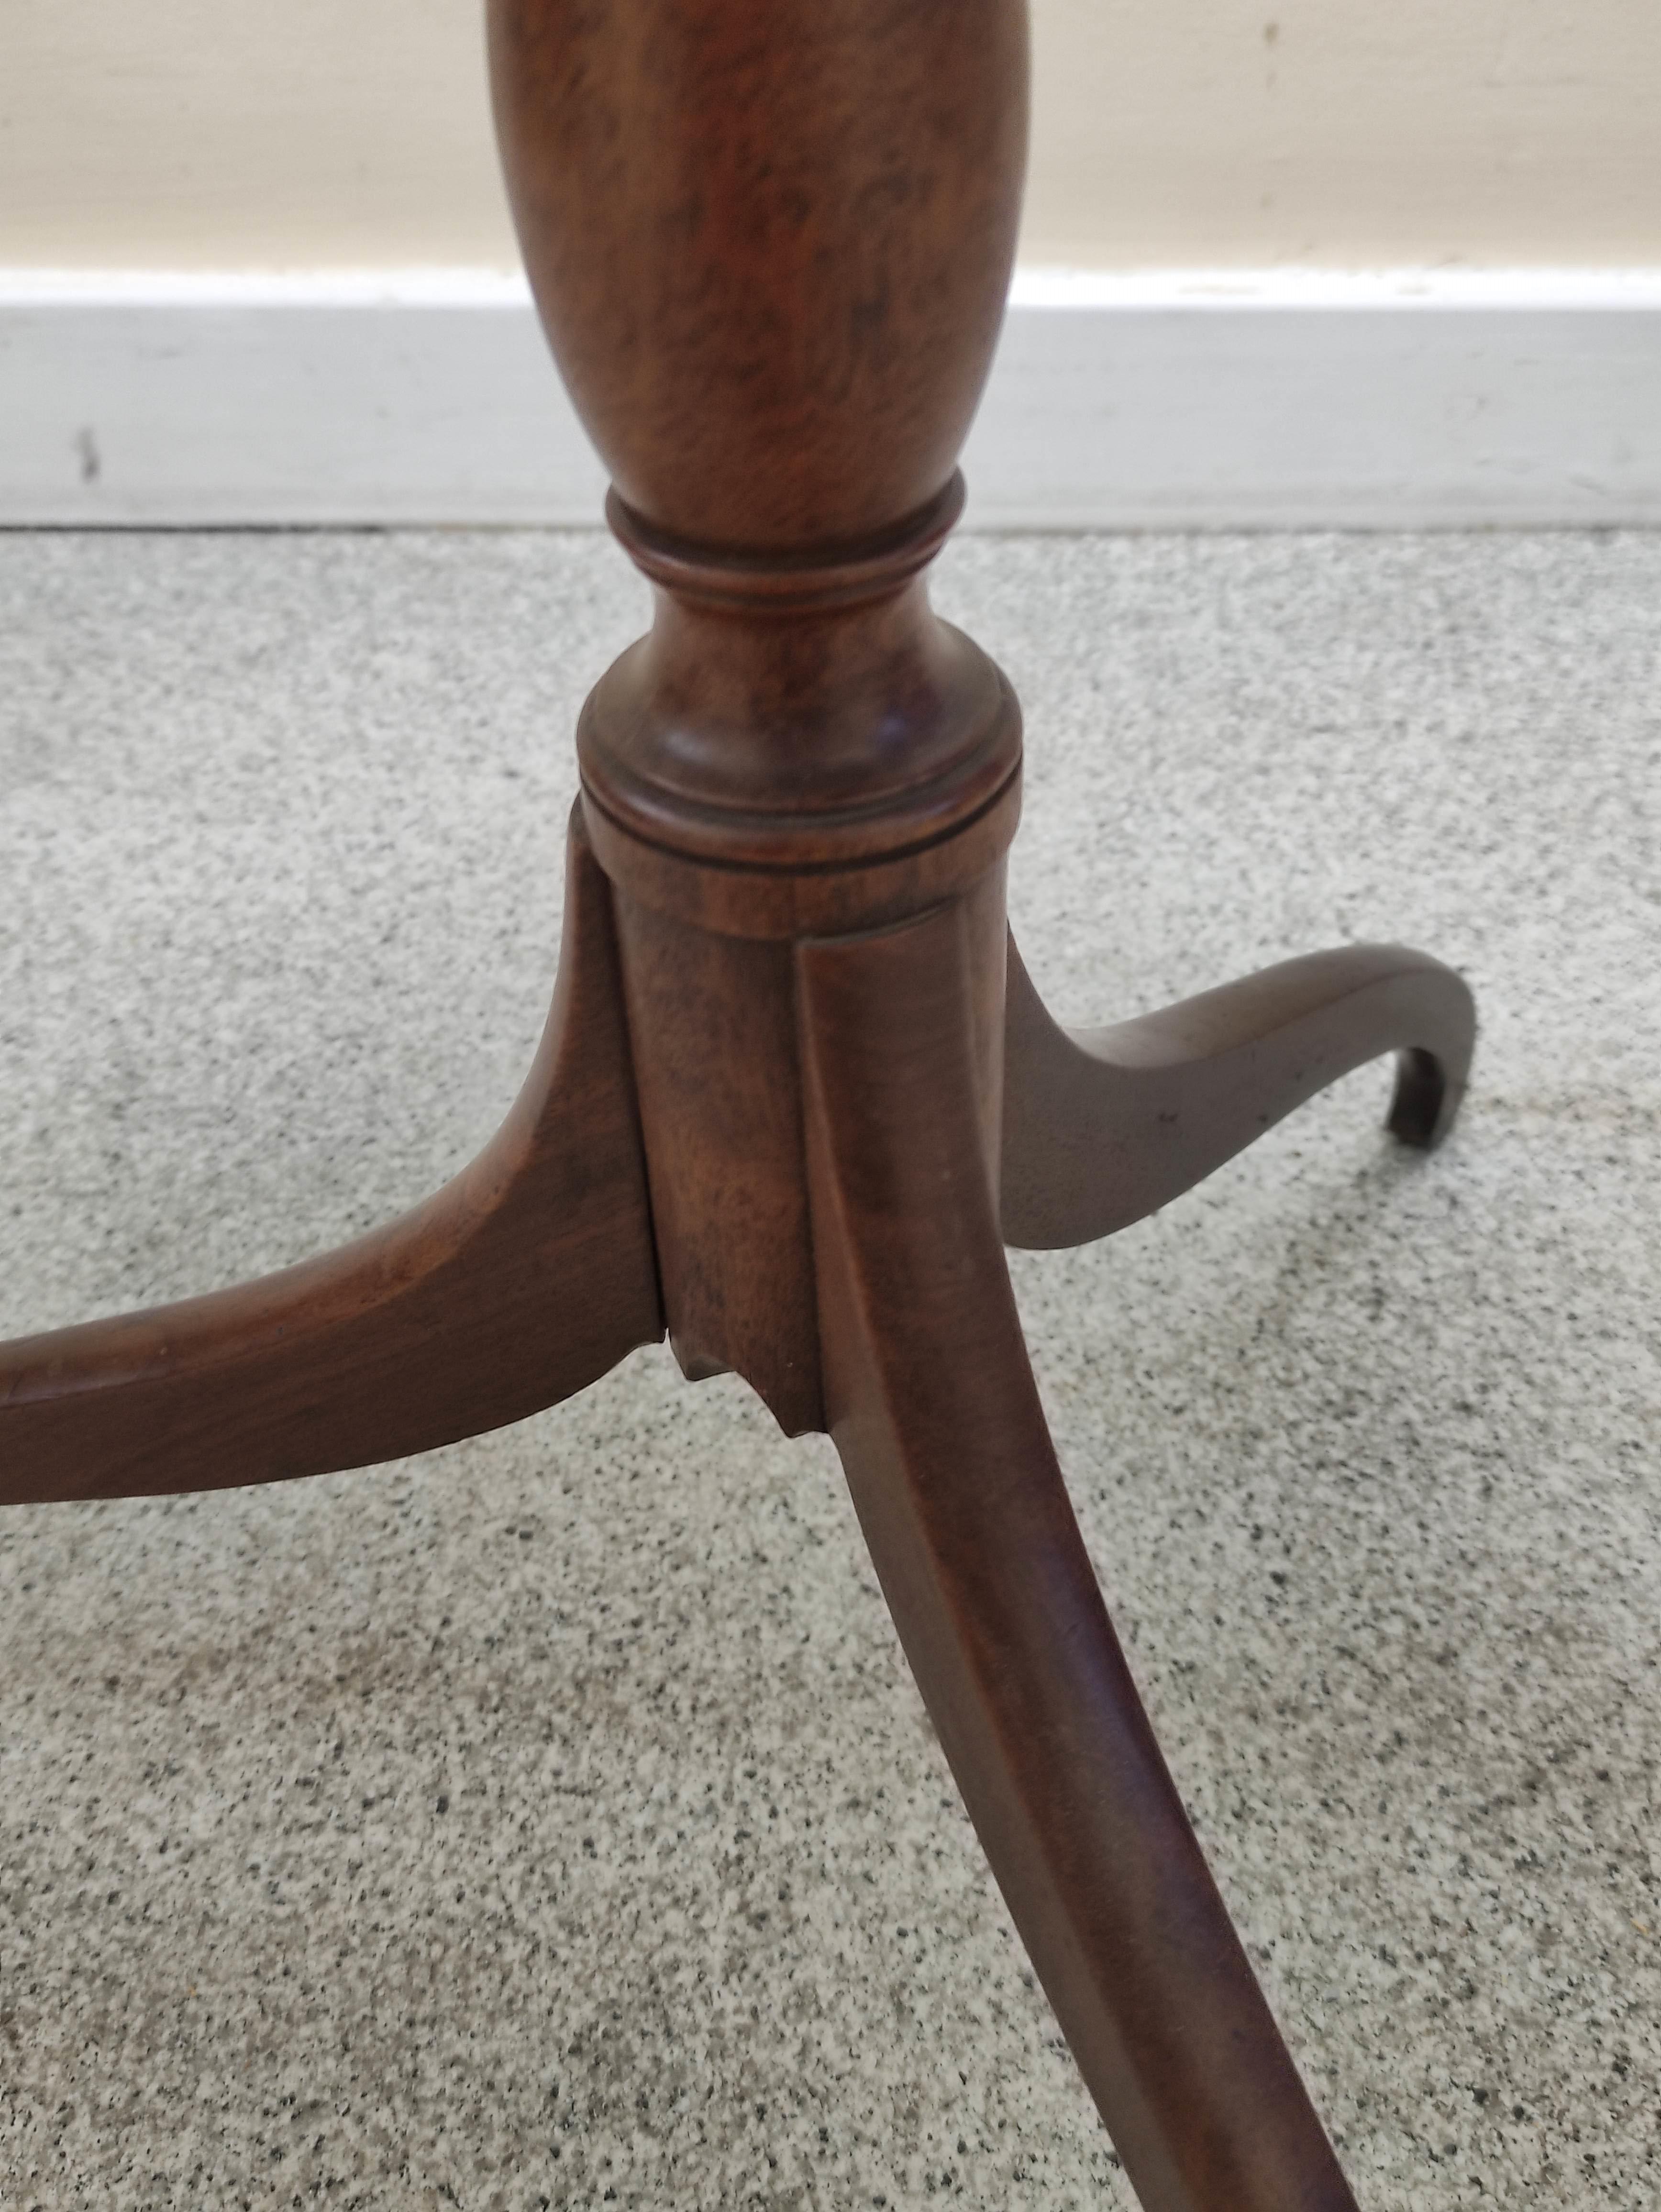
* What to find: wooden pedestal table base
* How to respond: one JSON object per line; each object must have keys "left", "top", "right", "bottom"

{"left": 0, "top": 4, "right": 1476, "bottom": 2208}
{"left": 0, "top": 818, "right": 1473, "bottom": 2212}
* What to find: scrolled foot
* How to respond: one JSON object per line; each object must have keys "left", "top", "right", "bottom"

{"left": 0, "top": 814, "right": 663, "bottom": 1504}
{"left": 1002, "top": 935, "right": 1476, "bottom": 1251}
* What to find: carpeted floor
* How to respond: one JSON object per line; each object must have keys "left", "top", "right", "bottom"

{"left": 1, "top": 527, "right": 1657, "bottom": 2210}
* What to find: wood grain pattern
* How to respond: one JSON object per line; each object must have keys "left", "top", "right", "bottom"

{"left": 800, "top": 896, "right": 1362, "bottom": 2212}
{"left": 1003, "top": 935, "right": 1476, "bottom": 1250}
{"left": 0, "top": 815, "right": 662, "bottom": 1502}
{"left": 491, "top": 0, "right": 1026, "bottom": 949}
{"left": 488, "top": 0, "right": 1027, "bottom": 549}
{"left": 614, "top": 893, "right": 823, "bottom": 1435}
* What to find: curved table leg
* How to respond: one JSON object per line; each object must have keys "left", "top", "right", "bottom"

{"left": 799, "top": 900, "right": 1359, "bottom": 2212}
{"left": 0, "top": 812, "right": 663, "bottom": 1503}
{"left": 1003, "top": 934, "right": 1476, "bottom": 1251}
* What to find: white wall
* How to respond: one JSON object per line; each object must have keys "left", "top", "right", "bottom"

{"left": 7, "top": 2, "right": 1659, "bottom": 527}
{"left": 1026, "top": 0, "right": 1661, "bottom": 269}
{"left": 2, "top": 0, "right": 1658, "bottom": 273}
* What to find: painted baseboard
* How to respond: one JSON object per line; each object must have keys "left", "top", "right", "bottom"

{"left": 4, "top": 267, "right": 1661, "bottom": 529}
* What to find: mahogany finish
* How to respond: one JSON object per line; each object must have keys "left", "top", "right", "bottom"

{"left": 800, "top": 897, "right": 1358, "bottom": 2212}
{"left": 1003, "top": 936, "right": 1473, "bottom": 1251}
{"left": 488, "top": 0, "right": 1027, "bottom": 547}
{"left": 0, "top": 3, "right": 1477, "bottom": 2205}
{"left": 0, "top": 817, "right": 660, "bottom": 1502}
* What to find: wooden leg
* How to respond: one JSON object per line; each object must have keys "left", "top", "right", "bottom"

{"left": 799, "top": 896, "right": 1360, "bottom": 2212}
{"left": 1003, "top": 933, "right": 1476, "bottom": 1251}
{"left": 0, "top": 812, "right": 662, "bottom": 1503}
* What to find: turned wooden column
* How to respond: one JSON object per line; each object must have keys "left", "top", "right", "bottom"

{"left": 489, "top": 0, "right": 1028, "bottom": 1433}
{"left": 487, "top": 8, "right": 1369, "bottom": 2210}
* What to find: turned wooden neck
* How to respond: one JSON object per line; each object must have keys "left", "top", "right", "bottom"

{"left": 488, "top": 0, "right": 1030, "bottom": 928}
{"left": 576, "top": 492, "right": 1021, "bottom": 934}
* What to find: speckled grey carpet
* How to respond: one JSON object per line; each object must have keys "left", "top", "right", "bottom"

{"left": 1, "top": 528, "right": 1658, "bottom": 2212}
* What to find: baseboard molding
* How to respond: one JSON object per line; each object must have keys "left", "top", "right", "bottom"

{"left": 5, "top": 266, "right": 1661, "bottom": 529}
